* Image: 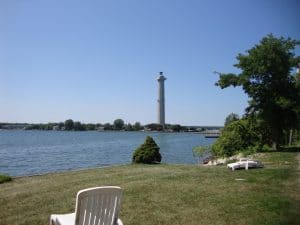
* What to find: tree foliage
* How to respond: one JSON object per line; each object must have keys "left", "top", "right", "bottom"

{"left": 170, "top": 124, "right": 181, "bottom": 132}
{"left": 103, "top": 123, "right": 112, "bottom": 130}
{"left": 64, "top": 119, "right": 74, "bottom": 130}
{"left": 125, "top": 123, "right": 133, "bottom": 131}
{"left": 74, "top": 121, "right": 86, "bottom": 131}
{"left": 132, "top": 136, "right": 162, "bottom": 164}
{"left": 224, "top": 113, "right": 239, "bottom": 126}
{"left": 86, "top": 123, "right": 96, "bottom": 130}
{"left": 113, "top": 119, "right": 125, "bottom": 130}
{"left": 212, "top": 118, "right": 265, "bottom": 157}
{"left": 192, "top": 146, "right": 212, "bottom": 163}
{"left": 216, "top": 34, "right": 300, "bottom": 149}
{"left": 133, "top": 122, "right": 142, "bottom": 131}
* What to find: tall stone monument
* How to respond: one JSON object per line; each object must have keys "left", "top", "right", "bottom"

{"left": 157, "top": 72, "right": 167, "bottom": 128}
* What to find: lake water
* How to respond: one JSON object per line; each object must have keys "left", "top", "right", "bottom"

{"left": 0, "top": 130, "right": 215, "bottom": 176}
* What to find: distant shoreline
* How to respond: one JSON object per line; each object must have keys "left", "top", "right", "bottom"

{"left": 0, "top": 122, "right": 223, "bottom": 133}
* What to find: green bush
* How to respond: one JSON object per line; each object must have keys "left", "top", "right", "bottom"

{"left": 212, "top": 118, "right": 262, "bottom": 157}
{"left": 0, "top": 174, "right": 12, "bottom": 184}
{"left": 132, "top": 136, "right": 162, "bottom": 164}
{"left": 192, "top": 146, "right": 212, "bottom": 163}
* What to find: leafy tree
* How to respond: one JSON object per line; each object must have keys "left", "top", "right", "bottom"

{"left": 133, "top": 122, "right": 142, "bottom": 131}
{"left": 64, "top": 119, "right": 74, "bottom": 130}
{"left": 58, "top": 122, "right": 64, "bottom": 130}
{"left": 171, "top": 124, "right": 181, "bottom": 132}
{"left": 74, "top": 121, "right": 85, "bottom": 131}
{"left": 295, "top": 66, "right": 300, "bottom": 134}
{"left": 193, "top": 146, "right": 212, "bottom": 163}
{"left": 113, "top": 119, "right": 125, "bottom": 130}
{"left": 224, "top": 113, "right": 239, "bottom": 126}
{"left": 40, "top": 124, "right": 48, "bottom": 130}
{"left": 86, "top": 123, "right": 96, "bottom": 130}
{"left": 125, "top": 123, "right": 133, "bottom": 131}
{"left": 132, "top": 136, "right": 162, "bottom": 164}
{"left": 103, "top": 123, "right": 112, "bottom": 130}
{"left": 25, "top": 124, "right": 39, "bottom": 130}
{"left": 45, "top": 123, "right": 56, "bottom": 130}
{"left": 216, "top": 34, "right": 300, "bottom": 149}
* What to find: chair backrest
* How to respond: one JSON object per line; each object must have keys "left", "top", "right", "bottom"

{"left": 74, "top": 186, "right": 122, "bottom": 225}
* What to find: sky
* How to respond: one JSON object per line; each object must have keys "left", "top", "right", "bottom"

{"left": 1, "top": 0, "right": 300, "bottom": 126}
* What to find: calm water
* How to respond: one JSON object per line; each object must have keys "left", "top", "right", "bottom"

{"left": 0, "top": 130, "right": 215, "bottom": 176}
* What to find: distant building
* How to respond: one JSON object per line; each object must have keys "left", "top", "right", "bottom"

{"left": 96, "top": 126, "right": 105, "bottom": 131}
{"left": 53, "top": 125, "right": 60, "bottom": 131}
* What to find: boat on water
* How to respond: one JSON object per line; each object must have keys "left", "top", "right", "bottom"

{"left": 202, "top": 129, "right": 221, "bottom": 138}
{"left": 204, "top": 134, "right": 220, "bottom": 138}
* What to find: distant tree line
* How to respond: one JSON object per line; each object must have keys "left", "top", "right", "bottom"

{"left": 22, "top": 119, "right": 143, "bottom": 131}
{"left": 0, "top": 120, "right": 219, "bottom": 132}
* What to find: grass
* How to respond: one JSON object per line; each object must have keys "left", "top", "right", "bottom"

{"left": 0, "top": 174, "right": 12, "bottom": 184}
{"left": 0, "top": 152, "right": 299, "bottom": 225}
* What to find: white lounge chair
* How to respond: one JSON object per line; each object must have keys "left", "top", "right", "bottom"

{"left": 50, "top": 186, "right": 123, "bottom": 225}
{"left": 227, "top": 158, "right": 263, "bottom": 171}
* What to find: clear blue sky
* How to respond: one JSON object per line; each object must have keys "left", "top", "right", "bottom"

{"left": 1, "top": 0, "right": 299, "bottom": 126}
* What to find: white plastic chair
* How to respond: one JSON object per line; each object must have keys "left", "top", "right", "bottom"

{"left": 50, "top": 186, "right": 123, "bottom": 225}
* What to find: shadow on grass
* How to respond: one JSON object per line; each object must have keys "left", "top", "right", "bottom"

{"left": 278, "top": 146, "right": 300, "bottom": 152}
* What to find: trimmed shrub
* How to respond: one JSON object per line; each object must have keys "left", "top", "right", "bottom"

{"left": 132, "top": 136, "right": 162, "bottom": 164}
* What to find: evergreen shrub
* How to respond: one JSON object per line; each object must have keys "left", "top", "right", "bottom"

{"left": 132, "top": 136, "right": 162, "bottom": 164}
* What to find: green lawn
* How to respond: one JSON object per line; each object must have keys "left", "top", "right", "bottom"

{"left": 0, "top": 152, "right": 299, "bottom": 225}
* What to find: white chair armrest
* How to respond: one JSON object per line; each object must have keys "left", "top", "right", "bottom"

{"left": 116, "top": 218, "right": 123, "bottom": 225}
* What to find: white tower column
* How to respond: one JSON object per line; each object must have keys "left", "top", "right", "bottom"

{"left": 157, "top": 72, "right": 167, "bottom": 128}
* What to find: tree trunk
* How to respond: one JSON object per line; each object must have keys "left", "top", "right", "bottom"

{"left": 289, "top": 129, "right": 293, "bottom": 146}
{"left": 271, "top": 127, "right": 281, "bottom": 151}
{"left": 272, "top": 141, "right": 277, "bottom": 151}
